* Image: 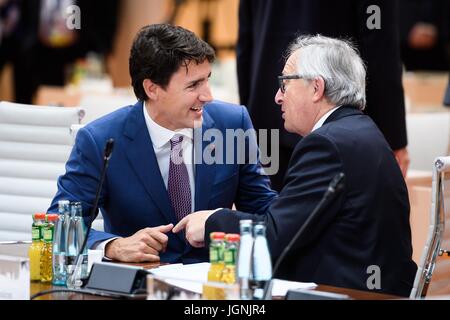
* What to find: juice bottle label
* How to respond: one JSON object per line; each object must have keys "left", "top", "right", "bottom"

{"left": 209, "top": 247, "right": 219, "bottom": 263}
{"left": 32, "top": 228, "right": 40, "bottom": 240}
{"left": 43, "top": 229, "right": 53, "bottom": 242}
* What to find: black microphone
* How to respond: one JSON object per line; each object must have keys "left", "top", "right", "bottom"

{"left": 67, "top": 138, "right": 114, "bottom": 288}
{"left": 262, "top": 172, "right": 346, "bottom": 300}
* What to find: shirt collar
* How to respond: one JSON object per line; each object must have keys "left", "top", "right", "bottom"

{"left": 311, "top": 105, "right": 342, "bottom": 132}
{"left": 143, "top": 102, "right": 193, "bottom": 150}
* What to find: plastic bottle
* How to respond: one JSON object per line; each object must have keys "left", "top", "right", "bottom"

{"left": 52, "top": 200, "right": 70, "bottom": 286}
{"left": 29, "top": 213, "right": 46, "bottom": 281}
{"left": 220, "top": 234, "right": 240, "bottom": 284}
{"left": 74, "top": 202, "right": 88, "bottom": 279}
{"left": 252, "top": 222, "right": 272, "bottom": 300}
{"left": 66, "top": 202, "right": 80, "bottom": 276}
{"left": 207, "top": 232, "right": 226, "bottom": 282}
{"left": 237, "top": 220, "right": 254, "bottom": 299}
{"left": 40, "top": 214, "right": 58, "bottom": 283}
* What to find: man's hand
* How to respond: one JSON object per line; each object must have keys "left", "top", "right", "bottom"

{"left": 408, "top": 23, "right": 438, "bottom": 49}
{"left": 394, "top": 147, "right": 410, "bottom": 178}
{"left": 105, "top": 224, "right": 173, "bottom": 262}
{"left": 172, "top": 210, "right": 216, "bottom": 248}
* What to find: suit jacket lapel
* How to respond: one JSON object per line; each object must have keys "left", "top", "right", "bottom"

{"left": 123, "top": 101, "right": 178, "bottom": 227}
{"left": 194, "top": 111, "right": 216, "bottom": 211}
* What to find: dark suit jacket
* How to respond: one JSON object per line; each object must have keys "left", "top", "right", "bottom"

{"left": 237, "top": 0, "right": 407, "bottom": 151}
{"left": 48, "top": 100, "right": 277, "bottom": 264}
{"left": 206, "top": 106, "right": 417, "bottom": 297}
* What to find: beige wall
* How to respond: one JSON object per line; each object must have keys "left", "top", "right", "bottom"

{"left": 408, "top": 185, "right": 431, "bottom": 264}
{"left": 174, "top": 0, "right": 238, "bottom": 56}
{"left": 0, "top": 64, "right": 13, "bottom": 101}
{"left": 107, "top": 0, "right": 169, "bottom": 87}
{"left": 108, "top": 0, "right": 239, "bottom": 87}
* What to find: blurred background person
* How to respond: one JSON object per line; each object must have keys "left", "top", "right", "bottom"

{"left": 237, "top": 0, "right": 409, "bottom": 191}
{"left": 12, "top": 0, "right": 119, "bottom": 103}
{"left": 444, "top": 72, "right": 450, "bottom": 106}
{"left": 399, "top": 0, "right": 450, "bottom": 71}
{"left": 0, "top": 0, "right": 24, "bottom": 102}
{"left": 0, "top": 0, "right": 20, "bottom": 68}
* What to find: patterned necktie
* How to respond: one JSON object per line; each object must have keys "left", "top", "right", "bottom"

{"left": 168, "top": 135, "right": 192, "bottom": 222}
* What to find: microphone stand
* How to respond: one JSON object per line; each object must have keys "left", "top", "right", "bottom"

{"left": 67, "top": 138, "right": 114, "bottom": 289}
{"left": 262, "top": 173, "right": 345, "bottom": 300}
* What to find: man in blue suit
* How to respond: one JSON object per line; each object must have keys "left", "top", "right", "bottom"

{"left": 175, "top": 35, "right": 417, "bottom": 296}
{"left": 48, "top": 24, "right": 277, "bottom": 264}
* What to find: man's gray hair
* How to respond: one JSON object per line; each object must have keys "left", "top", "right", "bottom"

{"left": 288, "top": 35, "right": 366, "bottom": 110}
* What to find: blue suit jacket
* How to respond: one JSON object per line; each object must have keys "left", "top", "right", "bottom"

{"left": 49, "top": 100, "right": 277, "bottom": 263}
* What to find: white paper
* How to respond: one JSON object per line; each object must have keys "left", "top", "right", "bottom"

{"left": 149, "top": 262, "right": 210, "bottom": 294}
{"left": 150, "top": 263, "right": 317, "bottom": 297}
{"left": 271, "top": 279, "right": 317, "bottom": 297}
{"left": 0, "top": 255, "right": 30, "bottom": 300}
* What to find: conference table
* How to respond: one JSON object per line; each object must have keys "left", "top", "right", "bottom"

{"left": 29, "top": 261, "right": 400, "bottom": 300}
{"left": 1, "top": 242, "right": 400, "bottom": 300}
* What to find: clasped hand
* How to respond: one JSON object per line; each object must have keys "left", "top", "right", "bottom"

{"left": 105, "top": 224, "right": 173, "bottom": 262}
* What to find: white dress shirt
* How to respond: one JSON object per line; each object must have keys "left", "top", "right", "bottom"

{"left": 311, "top": 105, "right": 342, "bottom": 132}
{"left": 96, "top": 102, "right": 196, "bottom": 257}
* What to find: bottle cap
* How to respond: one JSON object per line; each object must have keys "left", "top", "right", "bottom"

{"left": 210, "top": 232, "right": 225, "bottom": 240}
{"left": 34, "top": 212, "right": 46, "bottom": 220}
{"left": 225, "top": 234, "right": 240, "bottom": 242}
{"left": 46, "top": 214, "right": 59, "bottom": 222}
{"left": 253, "top": 223, "right": 266, "bottom": 234}
{"left": 254, "top": 221, "right": 266, "bottom": 228}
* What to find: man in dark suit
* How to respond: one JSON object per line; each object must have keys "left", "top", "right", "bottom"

{"left": 48, "top": 24, "right": 277, "bottom": 264}
{"left": 237, "top": 0, "right": 409, "bottom": 191}
{"left": 175, "top": 35, "right": 417, "bottom": 297}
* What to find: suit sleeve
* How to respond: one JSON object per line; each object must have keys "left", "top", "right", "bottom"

{"left": 236, "top": 0, "right": 253, "bottom": 106}
{"left": 356, "top": 0, "right": 407, "bottom": 150}
{"left": 47, "top": 127, "right": 118, "bottom": 248}
{"left": 206, "top": 133, "right": 345, "bottom": 262}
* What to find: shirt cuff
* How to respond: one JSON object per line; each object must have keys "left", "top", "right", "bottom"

{"left": 94, "top": 237, "right": 121, "bottom": 261}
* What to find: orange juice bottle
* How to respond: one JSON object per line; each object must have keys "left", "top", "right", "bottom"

{"left": 29, "top": 213, "right": 46, "bottom": 281}
{"left": 40, "top": 214, "right": 58, "bottom": 283}
{"left": 207, "top": 232, "right": 226, "bottom": 282}
{"left": 220, "top": 234, "right": 240, "bottom": 284}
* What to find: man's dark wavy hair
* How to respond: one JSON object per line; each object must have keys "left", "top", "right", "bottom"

{"left": 129, "top": 24, "right": 215, "bottom": 101}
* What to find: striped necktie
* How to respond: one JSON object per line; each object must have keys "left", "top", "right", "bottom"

{"left": 167, "top": 135, "right": 192, "bottom": 222}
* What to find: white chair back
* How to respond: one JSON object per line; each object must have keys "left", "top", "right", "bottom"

{"left": 0, "top": 102, "right": 84, "bottom": 240}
